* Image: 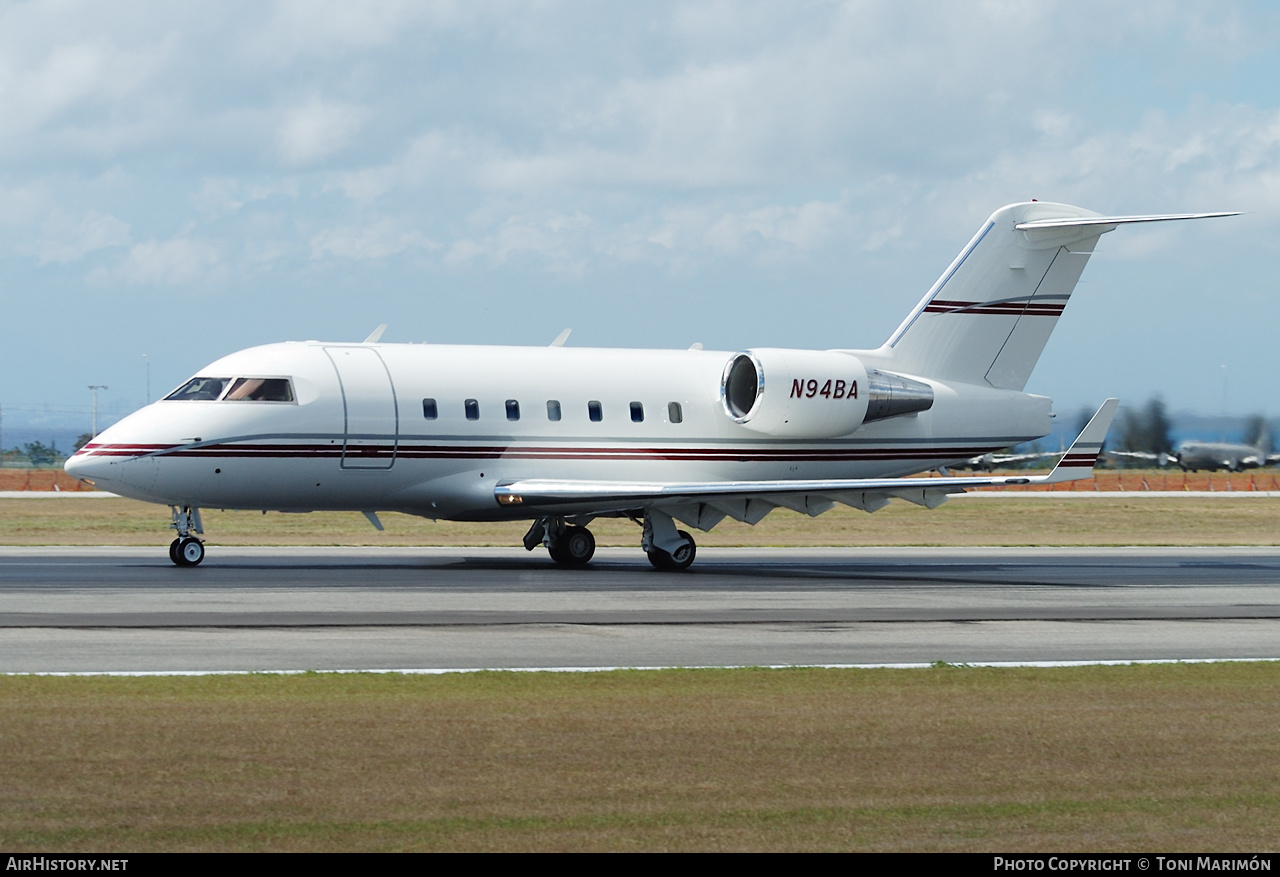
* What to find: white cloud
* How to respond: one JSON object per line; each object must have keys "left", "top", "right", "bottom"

{"left": 443, "top": 212, "right": 593, "bottom": 275}
{"left": 29, "top": 212, "right": 131, "bottom": 264}
{"left": 103, "top": 237, "right": 223, "bottom": 287}
{"left": 1033, "top": 110, "right": 1076, "bottom": 141}
{"left": 193, "top": 177, "right": 300, "bottom": 218}
{"left": 0, "top": 30, "right": 172, "bottom": 156}
{"left": 242, "top": 0, "right": 466, "bottom": 63}
{"left": 331, "top": 130, "right": 489, "bottom": 204}
{"left": 0, "top": 182, "right": 131, "bottom": 263}
{"left": 309, "top": 219, "right": 435, "bottom": 260}
{"left": 656, "top": 199, "right": 847, "bottom": 257}
{"left": 275, "top": 98, "right": 369, "bottom": 166}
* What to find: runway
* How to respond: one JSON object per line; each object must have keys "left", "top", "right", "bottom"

{"left": 3, "top": 546, "right": 1279, "bottom": 672}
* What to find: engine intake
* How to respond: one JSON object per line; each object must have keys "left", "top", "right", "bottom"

{"left": 721, "top": 349, "right": 933, "bottom": 438}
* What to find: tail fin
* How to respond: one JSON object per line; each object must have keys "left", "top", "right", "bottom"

{"left": 879, "top": 203, "right": 1237, "bottom": 390}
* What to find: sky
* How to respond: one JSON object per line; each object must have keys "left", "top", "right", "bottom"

{"left": 2, "top": 0, "right": 1278, "bottom": 441}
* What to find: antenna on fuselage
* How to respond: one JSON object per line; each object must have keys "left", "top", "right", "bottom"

{"left": 363, "top": 324, "right": 387, "bottom": 344}
{"left": 550, "top": 328, "right": 572, "bottom": 347}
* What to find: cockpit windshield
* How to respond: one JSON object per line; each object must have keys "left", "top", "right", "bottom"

{"left": 165, "top": 377, "right": 228, "bottom": 401}
{"left": 224, "top": 377, "right": 295, "bottom": 402}
{"left": 164, "top": 376, "right": 295, "bottom": 403}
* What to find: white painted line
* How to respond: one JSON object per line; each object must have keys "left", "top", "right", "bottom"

{"left": 959, "top": 491, "right": 1280, "bottom": 498}
{"left": 2, "top": 489, "right": 1278, "bottom": 499}
{"left": 8, "top": 657, "right": 1280, "bottom": 677}
{"left": 0, "top": 491, "right": 120, "bottom": 498}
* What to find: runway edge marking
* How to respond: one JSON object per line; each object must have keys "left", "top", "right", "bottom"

{"left": 8, "top": 657, "right": 1280, "bottom": 677}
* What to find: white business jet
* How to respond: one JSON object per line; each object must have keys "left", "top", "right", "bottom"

{"left": 66, "top": 202, "right": 1233, "bottom": 569}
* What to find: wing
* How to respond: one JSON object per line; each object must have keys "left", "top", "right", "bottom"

{"left": 495, "top": 400, "right": 1119, "bottom": 526}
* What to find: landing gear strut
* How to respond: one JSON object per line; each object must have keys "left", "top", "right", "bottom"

{"left": 522, "top": 510, "right": 697, "bottom": 570}
{"left": 169, "top": 504, "right": 205, "bottom": 567}
{"left": 642, "top": 510, "right": 696, "bottom": 571}
{"left": 525, "top": 517, "right": 597, "bottom": 566}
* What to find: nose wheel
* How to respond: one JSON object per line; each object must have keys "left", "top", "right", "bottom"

{"left": 168, "top": 504, "right": 206, "bottom": 567}
{"left": 169, "top": 536, "right": 205, "bottom": 567}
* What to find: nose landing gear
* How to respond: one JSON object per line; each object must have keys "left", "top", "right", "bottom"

{"left": 169, "top": 536, "right": 206, "bottom": 566}
{"left": 169, "top": 504, "right": 205, "bottom": 567}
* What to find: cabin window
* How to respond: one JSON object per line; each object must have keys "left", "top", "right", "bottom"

{"left": 422, "top": 398, "right": 438, "bottom": 419}
{"left": 165, "top": 377, "right": 229, "bottom": 401}
{"left": 668, "top": 402, "right": 683, "bottom": 424}
{"left": 465, "top": 399, "right": 480, "bottom": 420}
{"left": 588, "top": 401, "right": 603, "bottom": 422}
{"left": 547, "top": 400, "right": 562, "bottom": 421}
{"left": 506, "top": 400, "right": 520, "bottom": 421}
{"left": 630, "top": 402, "right": 644, "bottom": 423}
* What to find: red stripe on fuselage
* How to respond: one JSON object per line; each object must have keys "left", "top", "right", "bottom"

{"left": 84, "top": 441, "right": 1013, "bottom": 464}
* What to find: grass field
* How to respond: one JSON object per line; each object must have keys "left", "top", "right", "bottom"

{"left": 2, "top": 664, "right": 1278, "bottom": 852}
{"left": 2, "top": 493, "right": 1277, "bottom": 547}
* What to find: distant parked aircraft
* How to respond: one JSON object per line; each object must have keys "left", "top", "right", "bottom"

{"left": 1111, "top": 439, "right": 1279, "bottom": 472}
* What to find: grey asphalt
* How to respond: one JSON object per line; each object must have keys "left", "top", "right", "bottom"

{"left": 2, "top": 546, "right": 1279, "bottom": 672}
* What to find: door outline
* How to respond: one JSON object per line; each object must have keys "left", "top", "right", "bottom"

{"left": 324, "top": 347, "right": 399, "bottom": 470}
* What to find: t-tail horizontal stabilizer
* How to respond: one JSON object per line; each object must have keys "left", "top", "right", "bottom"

{"left": 1015, "top": 212, "right": 1239, "bottom": 231}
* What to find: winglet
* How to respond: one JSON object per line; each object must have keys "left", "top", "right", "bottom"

{"left": 363, "top": 324, "right": 387, "bottom": 344}
{"left": 550, "top": 328, "right": 572, "bottom": 347}
{"left": 1043, "top": 398, "right": 1120, "bottom": 483}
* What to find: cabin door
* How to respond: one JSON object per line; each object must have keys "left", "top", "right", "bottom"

{"left": 324, "top": 347, "right": 399, "bottom": 469}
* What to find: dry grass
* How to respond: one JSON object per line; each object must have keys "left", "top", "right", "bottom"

{"left": 1, "top": 664, "right": 1278, "bottom": 851}
{"left": 1, "top": 493, "right": 1277, "bottom": 547}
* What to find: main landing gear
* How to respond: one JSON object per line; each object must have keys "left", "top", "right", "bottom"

{"left": 641, "top": 509, "right": 696, "bottom": 571}
{"left": 646, "top": 532, "right": 696, "bottom": 571}
{"left": 169, "top": 504, "right": 205, "bottom": 567}
{"left": 523, "top": 509, "right": 697, "bottom": 571}
{"left": 524, "top": 517, "right": 597, "bottom": 566}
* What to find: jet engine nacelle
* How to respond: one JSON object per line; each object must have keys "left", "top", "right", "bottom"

{"left": 720, "top": 349, "right": 934, "bottom": 438}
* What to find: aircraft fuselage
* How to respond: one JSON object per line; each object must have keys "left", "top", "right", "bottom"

{"left": 69, "top": 340, "right": 1052, "bottom": 521}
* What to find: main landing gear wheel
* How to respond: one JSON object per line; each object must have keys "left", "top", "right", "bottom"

{"left": 171, "top": 536, "right": 205, "bottom": 567}
{"left": 549, "top": 525, "right": 596, "bottom": 566}
{"left": 647, "top": 530, "right": 696, "bottom": 571}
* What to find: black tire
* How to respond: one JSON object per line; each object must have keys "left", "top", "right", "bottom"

{"left": 564, "top": 526, "right": 596, "bottom": 564}
{"left": 647, "top": 530, "right": 696, "bottom": 571}
{"left": 551, "top": 526, "right": 595, "bottom": 565}
{"left": 169, "top": 538, "right": 182, "bottom": 565}
{"left": 176, "top": 536, "right": 205, "bottom": 567}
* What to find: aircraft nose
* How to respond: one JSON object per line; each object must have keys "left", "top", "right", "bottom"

{"left": 64, "top": 446, "right": 114, "bottom": 486}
